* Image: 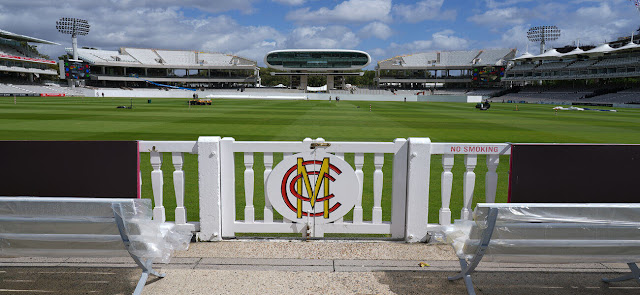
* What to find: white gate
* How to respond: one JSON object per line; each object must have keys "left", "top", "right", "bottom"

{"left": 220, "top": 137, "right": 410, "bottom": 239}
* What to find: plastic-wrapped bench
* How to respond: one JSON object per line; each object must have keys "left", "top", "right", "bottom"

{"left": 444, "top": 203, "right": 640, "bottom": 295}
{"left": 0, "top": 197, "right": 190, "bottom": 295}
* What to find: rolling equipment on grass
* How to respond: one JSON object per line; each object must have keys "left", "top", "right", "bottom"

{"left": 189, "top": 98, "right": 212, "bottom": 105}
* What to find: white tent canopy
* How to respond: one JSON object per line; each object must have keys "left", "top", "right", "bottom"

{"left": 584, "top": 43, "right": 614, "bottom": 55}
{"left": 514, "top": 52, "right": 535, "bottom": 60}
{"left": 535, "top": 49, "right": 562, "bottom": 59}
{"left": 614, "top": 42, "right": 640, "bottom": 52}
{"left": 561, "top": 48, "right": 585, "bottom": 57}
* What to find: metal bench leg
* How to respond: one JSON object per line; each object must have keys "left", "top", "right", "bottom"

{"left": 447, "top": 208, "right": 499, "bottom": 295}
{"left": 112, "top": 204, "right": 166, "bottom": 295}
{"left": 602, "top": 263, "right": 640, "bottom": 284}
{"left": 130, "top": 257, "right": 166, "bottom": 295}
{"left": 448, "top": 259, "right": 477, "bottom": 295}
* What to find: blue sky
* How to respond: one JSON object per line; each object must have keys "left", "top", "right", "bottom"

{"left": 1, "top": 0, "right": 639, "bottom": 68}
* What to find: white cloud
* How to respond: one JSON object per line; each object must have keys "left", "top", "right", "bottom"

{"left": 383, "top": 30, "right": 470, "bottom": 57}
{"left": 359, "top": 22, "right": 393, "bottom": 40}
{"left": 284, "top": 26, "right": 360, "bottom": 49}
{"left": 468, "top": 7, "right": 528, "bottom": 27}
{"left": 496, "top": 3, "right": 636, "bottom": 54}
{"left": 0, "top": 3, "right": 283, "bottom": 65}
{"left": 393, "top": 0, "right": 456, "bottom": 23}
{"left": 483, "top": 0, "right": 534, "bottom": 9}
{"left": 272, "top": 0, "right": 305, "bottom": 5}
{"left": 286, "top": 0, "right": 392, "bottom": 24}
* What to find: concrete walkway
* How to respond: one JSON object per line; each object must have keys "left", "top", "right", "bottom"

{"left": 1, "top": 240, "right": 639, "bottom": 294}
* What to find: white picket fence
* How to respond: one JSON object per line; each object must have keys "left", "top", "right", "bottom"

{"left": 139, "top": 137, "right": 511, "bottom": 242}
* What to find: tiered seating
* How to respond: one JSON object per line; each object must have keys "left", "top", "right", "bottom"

{"left": 440, "top": 51, "right": 480, "bottom": 66}
{"left": 196, "top": 53, "right": 230, "bottom": 65}
{"left": 156, "top": 50, "right": 195, "bottom": 65}
{"left": 509, "top": 63, "right": 538, "bottom": 71}
{"left": 402, "top": 52, "right": 438, "bottom": 66}
{"left": 566, "top": 60, "right": 597, "bottom": 69}
{"left": 0, "top": 45, "right": 24, "bottom": 57}
{"left": 75, "top": 48, "right": 137, "bottom": 63}
{"left": 476, "top": 49, "right": 514, "bottom": 65}
{"left": 593, "top": 56, "right": 640, "bottom": 67}
{"left": 580, "top": 92, "right": 640, "bottom": 103}
{"left": 0, "top": 83, "right": 30, "bottom": 94}
{"left": 536, "top": 61, "right": 570, "bottom": 70}
{"left": 124, "top": 48, "right": 163, "bottom": 64}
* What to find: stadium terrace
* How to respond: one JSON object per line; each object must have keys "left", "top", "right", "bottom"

{"left": 504, "top": 38, "right": 640, "bottom": 83}
{"left": 375, "top": 49, "right": 516, "bottom": 89}
{"left": 66, "top": 47, "right": 259, "bottom": 88}
{"left": 0, "top": 29, "right": 59, "bottom": 81}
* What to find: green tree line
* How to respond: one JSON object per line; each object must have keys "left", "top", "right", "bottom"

{"left": 259, "top": 67, "right": 377, "bottom": 87}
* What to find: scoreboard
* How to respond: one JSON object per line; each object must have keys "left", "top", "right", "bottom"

{"left": 61, "top": 61, "right": 90, "bottom": 79}
{"left": 472, "top": 66, "right": 505, "bottom": 85}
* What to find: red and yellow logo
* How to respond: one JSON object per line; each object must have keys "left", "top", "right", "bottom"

{"left": 267, "top": 151, "right": 359, "bottom": 224}
{"left": 281, "top": 158, "right": 342, "bottom": 219}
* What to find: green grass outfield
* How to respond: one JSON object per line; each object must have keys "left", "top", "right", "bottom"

{"left": 2, "top": 96, "right": 639, "bottom": 228}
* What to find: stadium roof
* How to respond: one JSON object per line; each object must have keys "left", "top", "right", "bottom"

{"left": 561, "top": 47, "right": 585, "bottom": 57}
{"left": 588, "top": 43, "right": 614, "bottom": 55}
{"left": 615, "top": 41, "right": 640, "bottom": 52}
{"left": 0, "top": 29, "right": 59, "bottom": 45}
{"left": 377, "top": 49, "right": 516, "bottom": 69}
{"left": 68, "top": 47, "right": 256, "bottom": 67}
{"left": 536, "top": 49, "right": 562, "bottom": 59}
{"left": 512, "top": 42, "right": 640, "bottom": 61}
{"left": 514, "top": 52, "right": 535, "bottom": 60}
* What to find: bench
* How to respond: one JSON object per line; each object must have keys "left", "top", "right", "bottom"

{"left": 0, "top": 197, "right": 190, "bottom": 295}
{"left": 444, "top": 203, "right": 640, "bottom": 295}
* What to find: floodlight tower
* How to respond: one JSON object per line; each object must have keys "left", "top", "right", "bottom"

{"left": 56, "top": 17, "right": 90, "bottom": 61}
{"left": 527, "top": 26, "right": 561, "bottom": 54}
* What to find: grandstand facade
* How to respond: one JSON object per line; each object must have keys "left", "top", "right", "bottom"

{"left": 264, "top": 49, "right": 371, "bottom": 90}
{"left": 67, "top": 47, "right": 259, "bottom": 88}
{"left": 0, "top": 29, "right": 59, "bottom": 82}
{"left": 504, "top": 40, "right": 640, "bottom": 83}
{"left": 375, "top": 49, "right": 516, "bottom": 89}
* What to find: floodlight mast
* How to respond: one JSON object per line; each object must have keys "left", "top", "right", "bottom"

{"left": 56, "top": 18, "right": 90, "bottom": 60}
{"left": 527, "top": 26, "right": 561, "bottom": 54}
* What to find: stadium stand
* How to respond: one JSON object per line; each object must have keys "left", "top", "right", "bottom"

{"left": 565, "top": 60, "right": 597, "bottom": 69}
{"left": 504, "top": 36, "right": 640, "bottom": 84}
{"left": 376, "top": 49, "right": 516, "bottom": 88}
{"left": 117, "top": 48, "right": 160, "bottom": 64}
{"left": 68, "top": 47, "right": 258, "bottom": 88}
{"left": 198, "top": 52, "right": 232, "bottom": 66}
{"left": 156, "top": 50, "right": 195, "bottom": 65}
{"left": 0, "top": 29, "right": 59, "bottom": 83}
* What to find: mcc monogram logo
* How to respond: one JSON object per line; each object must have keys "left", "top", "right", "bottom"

{"left": 266, "top": 151, "right": 359, "bottom": 224}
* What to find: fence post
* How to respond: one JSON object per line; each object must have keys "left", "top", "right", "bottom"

{"left": 220, "top": 137, "right": 236, "bottom": 238}
{"left": 404, "top": 137, "right": 431, "bottom": 243}
{"left": 390, "top": 138, "right": 408, "bottom": 239}
{"left": 197, "top": 136, "right": 222, "bottom": 241}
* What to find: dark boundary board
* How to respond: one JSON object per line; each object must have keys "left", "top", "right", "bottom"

{"left": 508, "top": 144, "right": 640, "bottom": 203}
{"left": 0, "top": 141, "right": 139, "bottom": 198}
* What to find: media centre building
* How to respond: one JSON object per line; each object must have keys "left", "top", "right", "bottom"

{"left": 264, "top": 49, "right": 371, "bottom": 90}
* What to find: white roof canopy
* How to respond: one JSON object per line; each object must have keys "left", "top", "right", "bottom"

{"left": 561, "top": 48, "right": 585, "bottom": 57}
{"left": 584, "top": 43, "right": 614, "bottom": 55}
{"left": 535, "top": 49, "right": 562, "bottom": 59}
{"left": 614, "top": 42, "right": 640, "bottom": 52}
{"left": 514, "top": 52, "right": 535, "bottom": 60}
{"left": 0, "top": 29, "right": 59, "bottom": 45}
